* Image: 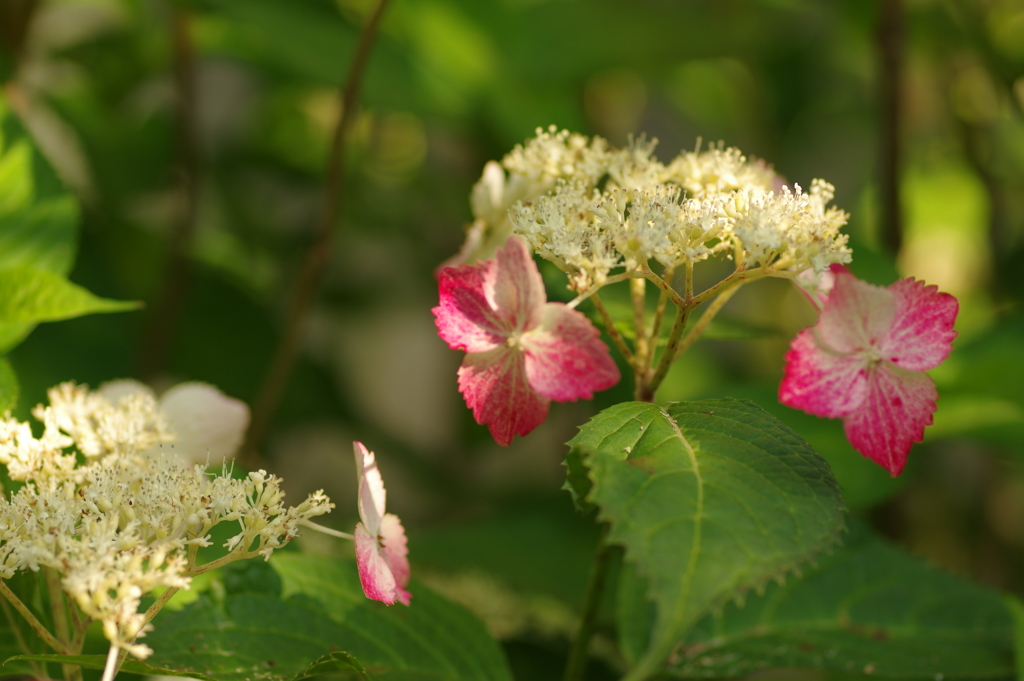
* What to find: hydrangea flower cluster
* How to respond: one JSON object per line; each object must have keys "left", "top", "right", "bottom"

{"left": 0, "top": 382, "right": 333, "bottom": 661}
{"left": 452, "top": 126, "right": 851, "bottom": 294}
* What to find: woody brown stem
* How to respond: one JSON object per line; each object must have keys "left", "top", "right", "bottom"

{"left": 242, "top": 0, "right": 392, "bottom": 466}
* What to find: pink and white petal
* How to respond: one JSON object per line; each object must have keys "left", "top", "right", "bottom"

{"left": 521, "top": 304, "right": 620, "bottom": 402}
{"left": 457, "top": 347, "right": 550, "bottom": 446}
{"left": 490, "top": 235, "right": 547, "bottom": 332}
{"left": 434, "top": 260, "right": 509, "bottom": 353}
{"left": 380, "top": 513, "right": 412, "bottom": 605}
{"left": 354, "top": 442, "right": 386, "bottom": 537}
{"left": 816, "top": 271, "right": 895, "bottom": 353}
{"left": 779, "top": 327, "right": 869, "bottom": 418}
{"left": 878, "top": 278, "right": 958, "bottom": 371}
{"left": 842, "top": 363, "right": 938, "bottom": 476}
{"left": 355, "top": 522, "right": 400, "bottom": 605}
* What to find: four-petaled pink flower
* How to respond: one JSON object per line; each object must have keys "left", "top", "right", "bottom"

{"left": 433, "top": 235, "right": 620, "bottom": 446}
{"left": 354, "top": 441, "right": 411, "bottom": 606}
{"left": 779, "top": 266, "right": 958, "bottom": 476}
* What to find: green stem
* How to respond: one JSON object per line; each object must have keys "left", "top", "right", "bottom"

{"left": 641, "top": 263, "right": 685, "bottom": 309}
{"left": 566, "top": 270, "right": 648, "bottom": 310}
{"left": 562, "top": 527, "right": 613, "bottom": 681}
{"left": 0, "top": 578, "right": 69, "bottom": 654}
{"left": 0, "top": 584, "right": 46, "bottom": 679}
{"left": 642, "top": 304, "right": 690, "bottom": 402}
{"left": 44, "top": 567, "right": 80, "bottom": 681}
{"left": 188, "top": 549, "right": 260, "bottom": 577}
{"left": 69, "top": 598, "right": 89, "bottom": 656}
{"left": 591, "top": 293, "right": 635, "bottom": 366}
{"left": 671, "top": 284, "right": 742, "bottom": 363}
{"left": 630, "top": 277, "right": 648, "bottom": 401}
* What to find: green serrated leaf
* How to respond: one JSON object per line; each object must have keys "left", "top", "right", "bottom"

{"left": 141, "top": 592, "right": 366, "bottom": 681}
{"left": 669, "top": 524, "right": 1014, "bottom": 679}
{"left": 0, "top": 94, "right": 78, "bottom": 276}
{"left": 562, "top": 446, "right": 596, "bottom": 514}
{"left": 569, "top": 398, "right": 845, "bottom": 681}
{"left": 6, "top": 651, "right": 371, "bottom": 681}
{"left": 0, "top": 357, "right": 17, "bottom": 412}
{"left": 0, "top": 267, "right": 139, "bottom": 352}
{"left": 273, "top": 553, "right": 514, "bottom": 681}
{"left": 1007, "top": 596, "right": 1024, "bottom": 681}
{"left": 4, "top": 654, "right": 219, "bottom": 681}
{"left": 293, "top": 651, "right": 370, "bottom": 681}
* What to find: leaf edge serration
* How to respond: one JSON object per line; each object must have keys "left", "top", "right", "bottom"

{"left": 576, "top": 398, "right": 847, "bottom": 680}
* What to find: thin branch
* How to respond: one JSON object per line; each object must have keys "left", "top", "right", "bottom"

{"left": 877, "top": 0, "right": 905, "bottom": 254}
{"left": 141, "top": 586, "right": 180, "bottom": 629}
{"left": 646, "top": 265, "right": 674, "bottom": 361}
{"left": 302, "top": 520, "right": 355, "bottom": 540}
{"left": 138, "top": 2, "right": 201, "bottom": 381}
{"left": 0, "top": 0, "right": 39, "bottom": 73}
{"left": 642, "top": 304, "right": 690, "bottom": 402}
{"left": 0, "top": 579, "right": 69, "bottom": 654}
{"left": 590, "top": 293, "right": 634, "bottom": 365}
{"left": 69, "top": 598, "right": 89, "bottom": 654}
{"left": 242, "top": 0, "right": 393, "bottom": 466}
{"left": 672, "top": 284, "right": 742, "bottom": 362}
{"left": 43, "top": 567, "right": 70, "bottom": 646}
{"left": 562, "top": 526, "right": 613, "bottom": 681}
{"left": 188, "top": 549, "right": 260, "bottom": 577}
{"left": 565, "top": 270, "right": 647, "bottom": 309}
{"left": 630, "top": 277, "right": 648, "bottom": 400}
{"left": 0, "top": 586, "right": 42, "bottom": 677}
{"left": 44, "top": 567, "right": 81, "bottom": 681}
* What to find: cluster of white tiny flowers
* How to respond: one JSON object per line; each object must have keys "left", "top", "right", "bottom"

{"left": 455, "top": 127, "right": 851, "bottom": 293}
{"left": 0, "top": 382, "right": 333, "bottom": 660}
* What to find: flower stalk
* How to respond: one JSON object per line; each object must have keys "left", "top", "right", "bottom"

{"left": 562, "top": 526, "right": 613, "bottom": 681}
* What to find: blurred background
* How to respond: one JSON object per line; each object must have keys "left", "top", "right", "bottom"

{"left": 2, "top": 0, "right": 1024, "bottom": 677}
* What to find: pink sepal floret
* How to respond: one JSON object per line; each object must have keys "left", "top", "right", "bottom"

{"left": 354, "top": 442, "right": 411, "bottom": 606}
{"left": 779, "top": 269, "right": 958, "bottom": 476}
{"left": 433, "top": 235, "right": 620, "bottom": 446}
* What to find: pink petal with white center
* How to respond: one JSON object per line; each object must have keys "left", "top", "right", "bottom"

{"left": 354, "top": 442, "right": 385, "bottom": 536}
{"left": 779, "top": 327, "right": 869, "bottom": 418}
{"left": 457, "top": 347, "right": 550, "bottom": 446}
{"left": 521, "top": 304, "right": 620, "bottom": 402}
{"left": 434, "top": 260, "right": 509, "bottom": 353}
{"left": 878, "top": 278, "right": 958, "bottom": 371}
{"left": 816, "top": 271, "right": 895, "bottom": 353}
{"left": 380, "top": 513, "right": 412, "bottom": 605}
{"left": 355, "top": 522, "right": 402, "bottom": 605}
{"left": 490, "top": 235, "right": 546, "bottom": 332}
{"left": 842, "top": 362, "right": 939, "bottom": 476}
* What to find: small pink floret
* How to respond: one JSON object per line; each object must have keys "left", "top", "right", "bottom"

{"left": 779, "top": 270, "right": 958, "bottom": 476}
{"left": 354, "top": 442, "right": 411, "bottom": 605}
{"left": 433, "top": 235, "right": 620, "bottom": 446}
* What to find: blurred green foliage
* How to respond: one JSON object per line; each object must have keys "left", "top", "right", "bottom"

{"left": 2, "top": 0, "right": 1024, "bottom": 678}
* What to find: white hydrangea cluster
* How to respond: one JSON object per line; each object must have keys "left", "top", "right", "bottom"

{"left": 453, "top": 126, "right": 851, "bottom": 293}
{"left": 0, "top": 382, "right": 333, "bottom": 660}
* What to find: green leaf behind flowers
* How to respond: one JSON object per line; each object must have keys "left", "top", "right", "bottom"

{"left": 0, "top": 267, "right": 139, "bottom": 353}
{"left": 666, "top": 522, "right": 1014, "bottom": 679}
{"left": 567, "top": 398, "right": 845, "bottom": 681}
{"left": 9, "top": 557, "right": 510, "bottom": 681}
{"left": 0, "top": 94, "right": 78, "bottom": 277}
